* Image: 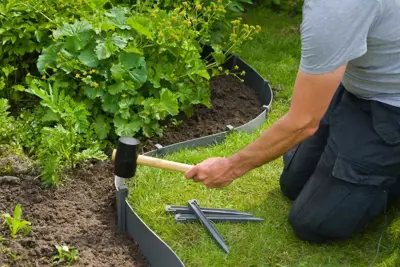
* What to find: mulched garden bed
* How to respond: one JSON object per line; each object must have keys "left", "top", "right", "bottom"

{"left": 0, "top": 74, "right": 262, "bottom": 266}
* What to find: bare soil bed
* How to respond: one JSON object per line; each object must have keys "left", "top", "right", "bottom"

{"left": 0, "top": 160, "right": 148, "bottom": 267}
{"left": 141, "top": 75, "right": 262, "bottom": 152}
{"left": 0, "top": 75, "right": 262, "bottom": 266}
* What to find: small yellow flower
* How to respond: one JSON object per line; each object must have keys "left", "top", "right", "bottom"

{"left": 41, "top": 75, "right": 46, "bottom": 80}
{"left": 171, "top": 16, "right": 177, "bottom": 22}
{"left": 75, "top": 73, "right": 81, "bottom": 78}
{"left": 83, "top": 71, "right": 87, "bottom": 76}
{"left": 234, "top": 65, "right": 239, "bottom": 70}
{"left": 256, "top": 25, "right": 262, "bottom": 31}
{"left": 218, "top": 0, "right": 222, "bottom": 3}
{"left": 122, "top": 94, "right": 127, "bottom": 98}
{"left": 230, "top": 33, "right": 237, "bottom": 39}
{"left": 196, "top": 4, "right": 202, "bottom": 11}
{"left": 94, "top": 82, "right": 99, "bottom": 88}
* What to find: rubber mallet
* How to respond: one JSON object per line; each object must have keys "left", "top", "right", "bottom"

{"left": 112, "top": 137, "right": 193, "bottom": 179}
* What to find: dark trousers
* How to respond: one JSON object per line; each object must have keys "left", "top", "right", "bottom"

{"left": 280, "top": 84, "right": 400, "bottom": 242}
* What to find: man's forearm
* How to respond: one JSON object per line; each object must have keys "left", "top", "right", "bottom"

{"left": 228, "top": 112, "right": 318, "bottom": 175}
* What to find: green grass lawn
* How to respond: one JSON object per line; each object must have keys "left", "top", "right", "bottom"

{"left": 126, "top": 8, "right": 400, "bottom": 267}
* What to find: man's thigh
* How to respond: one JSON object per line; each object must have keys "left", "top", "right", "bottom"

{"left": 288, "top": 90, "right": 400, "bottom": 242}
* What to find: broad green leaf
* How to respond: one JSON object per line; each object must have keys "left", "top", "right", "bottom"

{"left": 53, "top": 21, "right": 93, "bottom": 53}
{"left": 211, "top": 45, "right": 226, "bottom": 65}
{"left": 37, "top": 43, "right": 62, "bottom": 73}
{"left": 124, "top": 44, "right": 143, "bottom": 55}
{"left": 119, "top": 52, "right": 148, "bottom": 84}
{"left": 126, "top": 68, "right": 148, "bottom": 84}
{"left": 42, "top": 109, "right": 60, "bottom": 122}
{"left": 102, "top": 93, "right": 119, "bottom": 113}
{"left": 119, "top": 51, "right": 146, "bottom": 69}
{"left": 108, "top": 82, "right": 125, "bottom": 95}
{"left": 65, "top": 34, "right": 92, "bottom": 53}
{"left": 93, "top": 115, "right": 110, "bottom": 140}
{"left": 83, "top": 86, "right": 102, "bottom": 99}
{"left": 193, "top": 69, "right": 210, "bottom": 80}
{"left": 126, "top": 16, "right": 153, "bottom": 40}
{"left": 160, "top": 88, "right": 179, "bottom": 116}
{"left": 111, "top": 33, "right": 128, "bottom": 49}
{"left": 106, "top": 7, "right": 131, "bottom": 30}
{"left": 110, "top": 64, "right": 125, "bottom": 81}
{"left": 57, "top": 49, "right": 77, "bottom": 73}
{"left": 95, "top": 38, "right": 117, "bottom": 60}
{"left": 35, "top": 30, "right": 44, "bottom": 43}
{"left": 53, "top": 21, "right": 92, "bottom": 39}
{"left": 114, "top": 115, "right": 142, "bottom": 137}
{"left": 78, "top": 44, "right": 99, "bottom": 68}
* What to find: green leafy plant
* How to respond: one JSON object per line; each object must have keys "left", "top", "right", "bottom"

{"left": 36, "top": 2, "right": 260, "bottom": 138}
{"left": 0, "top": 0, "right": 260, "bottom": 187}
{"left": 51, "top": 245, "right": 79, "bottom": 266}
{"left": 1, "top": 204, "right": 31, "bottom": 239}
{"left": 0, "top": 98, "right": 14, "bottom": 144}
{"left": 25, "top": 79, "right": 107, "bottom": 186}
{"left": 0, "top": 0, "right": 94, "bottom": 105}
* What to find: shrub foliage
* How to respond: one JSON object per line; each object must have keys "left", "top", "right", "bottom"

{"left": 0, "top": 0, "right": 259, "bottom": 186}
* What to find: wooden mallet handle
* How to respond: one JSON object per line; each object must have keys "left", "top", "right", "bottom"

{"left": 112, "top": 149, "right": 192, "bottom": 173}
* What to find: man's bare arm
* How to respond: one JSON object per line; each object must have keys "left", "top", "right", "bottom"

{"left": 228, "top": 64, "right": 347, "bottom": 176}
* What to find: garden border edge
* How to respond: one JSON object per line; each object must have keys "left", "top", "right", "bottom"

{"left": 114, "top": 54, "right": 273, "bottom": 267}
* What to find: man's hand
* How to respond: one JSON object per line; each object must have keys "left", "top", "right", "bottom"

{"left": 184, "top": 157, "right": 247, "bottom": 188}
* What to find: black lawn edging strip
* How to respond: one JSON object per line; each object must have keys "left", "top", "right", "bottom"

{"left": 114, "top": 51, "right": 273, "bottom": 267}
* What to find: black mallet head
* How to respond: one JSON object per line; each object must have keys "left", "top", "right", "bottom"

{"left": 113, "top": 137, "right": 140, "bottom": 179}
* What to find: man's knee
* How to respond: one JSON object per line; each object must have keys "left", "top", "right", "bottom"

{"left": 279, "top": 170, "right": 302, "bottom": 201}
{"left": 288, "top": 205, "right": 349, "bottom": 243}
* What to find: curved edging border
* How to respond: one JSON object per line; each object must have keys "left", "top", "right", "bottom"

{"left": 114, "top": 53, "right": 273, "bottom": 267}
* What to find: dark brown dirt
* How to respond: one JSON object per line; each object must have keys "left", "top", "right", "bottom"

{"left": 0, "top": 161, "right": 149, "bottom": 267}
{"left": 141, "top": 75, "right": 262, "bottom": 152}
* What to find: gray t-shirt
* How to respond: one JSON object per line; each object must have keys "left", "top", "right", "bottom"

{"left": 300, "top": 0, "right": 400, "bottom": 107}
